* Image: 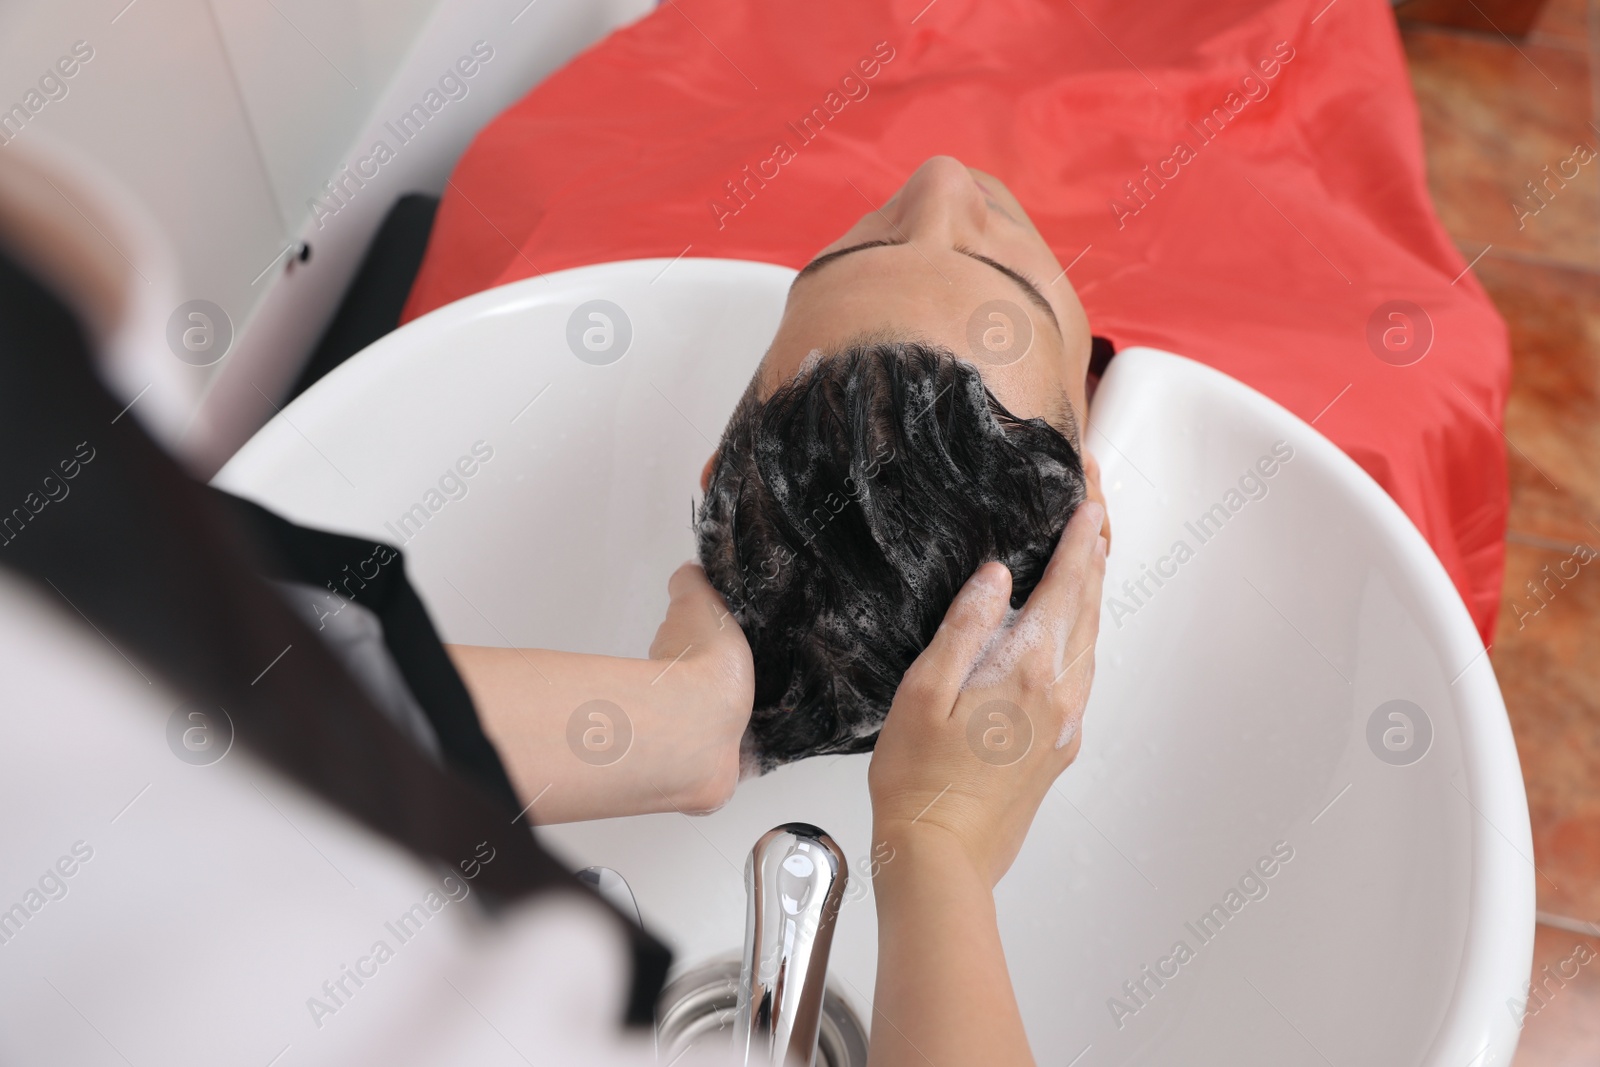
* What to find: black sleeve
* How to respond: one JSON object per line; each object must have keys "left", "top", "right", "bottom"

{"left": 0, "top": 241, "right": 669, "bottom": 1028}
{"left": 215, "top": 491, "right": 522, "bottom": 814}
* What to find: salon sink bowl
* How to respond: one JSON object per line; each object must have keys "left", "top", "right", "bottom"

{"left": 216, "top": 258, "right": 1534, "bottom": 1065}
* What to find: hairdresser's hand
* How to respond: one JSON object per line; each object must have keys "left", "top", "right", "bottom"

{"left": 864, "top": 503, "right": 1105, "bottom": 1067}
{"left": 643, "top": 561, "right": 756, "bottom": 810}
{"left": 869, "top": 501, "right": 1106, "bottom": 887}
{"left": 450, "top": 562, "right": 752, "bottom": 823}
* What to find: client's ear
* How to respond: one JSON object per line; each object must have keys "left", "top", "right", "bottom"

{"left": 700, "top": 451, "right": 718, "bottom": 493}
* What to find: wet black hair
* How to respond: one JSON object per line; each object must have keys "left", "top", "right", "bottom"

{"left": 694, "top": 340, "right": 1087, "bottom": 774}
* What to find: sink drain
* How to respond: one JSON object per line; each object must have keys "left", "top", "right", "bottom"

{"left": 656, "top": 959, "right": 868, "bottom": 1067}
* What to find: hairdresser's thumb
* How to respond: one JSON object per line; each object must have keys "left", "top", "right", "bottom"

{"left": 649, "top": 561, "right": 747, "bottom": 665}
{"left": 896, "top": 561, "right": 1012, "bottom": 713}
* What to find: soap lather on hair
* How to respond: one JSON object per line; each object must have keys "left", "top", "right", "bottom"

{"left": 696, "top": 341, "right": 1087, "bottom": 775}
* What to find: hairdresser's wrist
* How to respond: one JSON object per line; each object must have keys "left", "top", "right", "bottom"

{"left": 456, "top": 642, "right": 749, "bottom": 823}
{"left": 639, "top": 648, "right": 750, "bottom": 814}
{"left": 870, "top": 819, "right": 993, "bottom": 902}
{"left": 868, "top": 818, "right": 1032, "bottom": 1067}
{"left": 635, "top": 559, "right": 754, "bottom": 814}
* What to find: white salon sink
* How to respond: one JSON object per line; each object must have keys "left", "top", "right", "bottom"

{"left": 215, "top": 258, "right": 1534, "bottom": 1065}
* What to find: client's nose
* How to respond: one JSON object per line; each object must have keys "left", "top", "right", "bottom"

{"left": 885, "top": 155, "right": 989, "bottom": 243}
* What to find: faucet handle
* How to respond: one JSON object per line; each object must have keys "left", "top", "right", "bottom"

{"left": 734, "top": 823, "right": 848, "bottom": 1067}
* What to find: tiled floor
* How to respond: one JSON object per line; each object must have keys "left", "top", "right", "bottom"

{"left": 1400, "top": 0, "right": 1600, "bottom": 1060}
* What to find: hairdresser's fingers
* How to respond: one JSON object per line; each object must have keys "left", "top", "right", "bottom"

{"left": 1064, "top": 534, "right": 1107, "bottom": 665}
{"left": 1080, "top": 445, "right": 1113, "bottom": 556}
{"left": 1045, "top": 533, "right": 1107, "bottom": 759}
{"left": 896, "top": 561, "right": 1012, "bottom": 713}
{"left": 1053, "top": 531, "right": 1106, "bottom": 681}
{"left": 1014, "top": 501, "right": 1105, "bottom": 648}
{"left": 1073, "top": 535, "right": 1108, "bottom": 646}
{"left": 649, "top": 561, "right": 747, "bottom": 663}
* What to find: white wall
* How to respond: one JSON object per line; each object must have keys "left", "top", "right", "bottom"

{"left": 0, "top": 0, "right": 653, "bottom": 472}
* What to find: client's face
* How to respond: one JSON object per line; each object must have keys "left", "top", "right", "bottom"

{"left": 696, "top": 156, "right": 1110, "bottom": 774}
{"left": 732, "top": 155, "right": 1104, "bottom": 513}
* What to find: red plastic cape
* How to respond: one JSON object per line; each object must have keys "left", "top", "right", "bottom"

{"left": 405, "top": 0, "right": 1508, "bottom": 642}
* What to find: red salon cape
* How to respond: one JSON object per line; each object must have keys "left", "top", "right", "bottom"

{"left": 404, "top": 0, "right": 1509, "bottom": 643}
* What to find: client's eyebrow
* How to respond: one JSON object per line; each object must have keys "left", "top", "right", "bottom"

{"left": 794, "top": 239, "right": 1062, "bottom": 336}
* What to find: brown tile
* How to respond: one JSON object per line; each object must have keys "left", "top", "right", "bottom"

{"left": 1529, "top": 0, "right": 1593, "bottom": 49}
{"left": 1492, "top": 538, "right": 1600, "bottom": 920}
{"left": 1401, "top": 12, "right": 1600, "bottom": 1059}
{"left": 1512, "top": 924, "right": 1600, "bottom": 1065}
{"left": 1403, "top": 28, "right": 1598, "bottom": 271}
{"left": 1472, "top": 253, "right": 1600, "bottom": 545}
{"left": 1399, "top": 0, "right": 1560, "bottom": 37}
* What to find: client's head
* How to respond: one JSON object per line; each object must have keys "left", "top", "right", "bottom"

{"left": 695, "top": 156, "right": 1106, "bottom": 774}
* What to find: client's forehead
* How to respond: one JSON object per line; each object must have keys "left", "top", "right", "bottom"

{"left": 795, "top": 238, "right": 1064, "bottom": 338}
{"left": 764, "top": 249, "right": 1084, "bottom": 418}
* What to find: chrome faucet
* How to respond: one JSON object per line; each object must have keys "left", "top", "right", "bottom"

{"left": 733, "top": 823, "right": 848, "bottom": 1067}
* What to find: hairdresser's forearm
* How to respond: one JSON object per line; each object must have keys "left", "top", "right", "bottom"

{"left": 869, "top": 826, "right": 1035, "bottom": 1067}
{"left": 447, "top": 644, "right": 742, "bottom": 823}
